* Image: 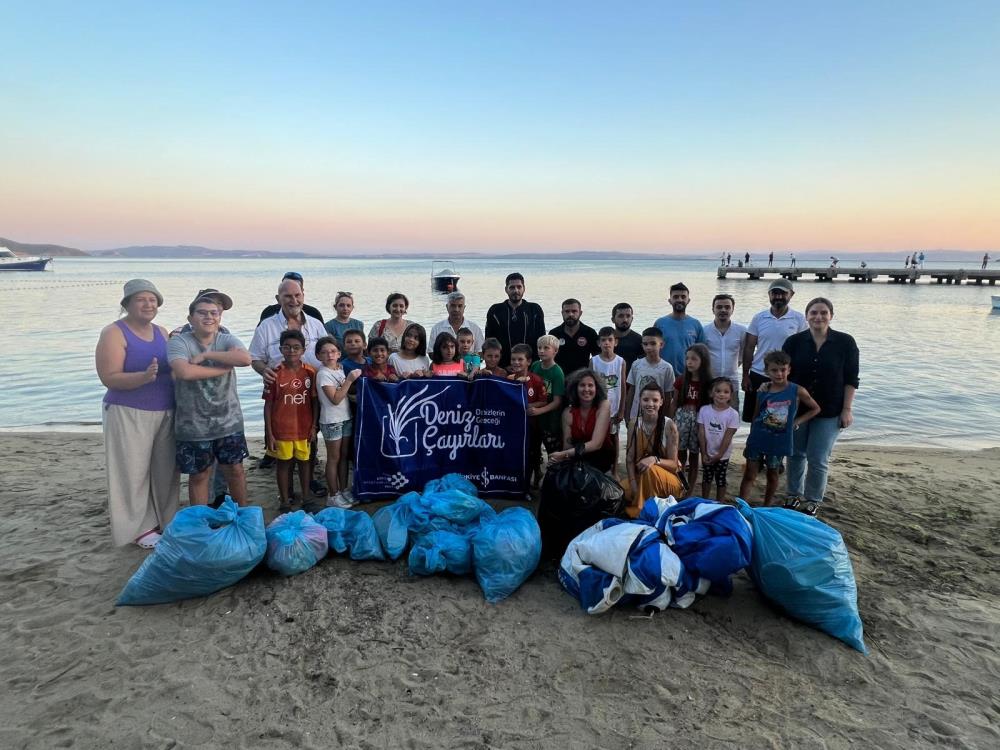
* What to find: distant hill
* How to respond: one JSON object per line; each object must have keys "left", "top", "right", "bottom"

{"left": 93, "top": 245, "right": 317, "bottom": 259}
{"left": 0, "top": 237, "right": 89, "bottom": 257}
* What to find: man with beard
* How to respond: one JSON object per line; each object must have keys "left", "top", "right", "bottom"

{"left": 703, "top": 293, "right": 746, "bottom": 410}
{"left": 611, "top": 302, "right": 643, "bottom": 369}
{"left": 741, "top": 278, "right": 807, "bottom": 422}
{"left": 549, "top": 298, "right": 599, "bottom": 375}
{"left": 653, "top": 282, "right": 705, "bottom": 377}
{"left": 485, "top": 272, "right": 546, "bottom": 367}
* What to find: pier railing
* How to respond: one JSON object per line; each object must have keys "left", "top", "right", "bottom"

{"left": 716, "top": 265, "right": 1000, "bottom": 285}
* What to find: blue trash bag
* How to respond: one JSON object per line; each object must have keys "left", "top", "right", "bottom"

{"left": 736, "top": 499, "right": 867, "bottom": 653}
{"left": 408, "top": 489, "right": 493, "bottom": 532}
{"left": 313, "top": 507, "right": 385, "bottom": 561}
{"left": 408, "top": 530, "right": 473, "bottom": 576}
{"left": 423, "top": 473, "right": 478, "bottom": 496}
{"left": 373, "top": 500, "right": 413, "bottom": 560}
{"left": 117, "top": 499, "right": 266, "bottom": 606}
{"left": 472, "top": 507, "right": 542, "bottom": 603}
{"left": 265, "top": 510, "right": 329, "bottom": 576}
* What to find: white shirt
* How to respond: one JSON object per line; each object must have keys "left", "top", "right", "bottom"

{"left": 388, "top": 352, "right": 431, "bottom": 376}
{"left": 429, "top": 318, "right": 485, "bottom": 352}
{"left": 747, "top": 308, "right": 807, "bottom": 375}
{"left": 249, "top": 311, "right": 329, "bottom": 370}
{"left": 703, "top": 321, "right": 747, "bottom": 380}
{"left": 316, "top": 367, "right": 351, "bottom": 424}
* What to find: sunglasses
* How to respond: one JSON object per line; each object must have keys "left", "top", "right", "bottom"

{"left": 283, "top": 272, "right": 304, "bottom": 282}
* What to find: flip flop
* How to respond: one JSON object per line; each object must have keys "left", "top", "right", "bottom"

{"left": 135, "top": 529, "right": 161, "bottom": 549}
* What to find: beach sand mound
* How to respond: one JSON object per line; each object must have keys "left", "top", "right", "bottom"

{"left": 1, "top": 435, "right": 997, "bottom": 748}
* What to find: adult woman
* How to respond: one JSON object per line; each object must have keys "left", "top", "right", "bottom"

{"left": 367, "top": 292, "right": 411, "bottom": 353}
{"left": 95, "top": 280, "right": 180, "bottom": 547}
{"left": 324, "top": 291, "right": 364, "bottom": 348}
{"left": 781, "top": 297, "right": 859, "bottom": 516}
{"left": 625, "top": 382, "right": 684, "bottom": 515}
{"left": 549, "top": 370, "right": 615, "bottom": 472}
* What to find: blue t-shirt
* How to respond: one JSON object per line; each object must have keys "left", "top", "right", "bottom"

{"left": 747, "top": 382, "right": 798, "bottom": 458}
{"left": 342, "top": 357, "right": 370, "bottom": 376}
{"left": 653, "top": 315, "right": 705, "bottom": 376}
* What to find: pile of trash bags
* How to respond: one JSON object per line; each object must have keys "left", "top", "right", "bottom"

{"left": 316, "top": 473, "right": 541, "bottom": 603}
{"left": 559, "top": 496, "right": 752, "bottom": 614}
{"left": 118, "top": 499, "right": 266, "bottom": 606}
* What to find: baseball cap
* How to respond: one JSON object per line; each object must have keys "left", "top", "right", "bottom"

{"left": 768, "top": 278, "right": 794, "bottom": 293}
{"left": 194, "top": 288, "right": 233, "bottom": 310}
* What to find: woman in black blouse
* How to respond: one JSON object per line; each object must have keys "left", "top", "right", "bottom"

{"left": 781, "top": 297, "right": 859, "bottom": 515}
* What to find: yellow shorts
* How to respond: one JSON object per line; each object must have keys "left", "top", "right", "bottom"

{"left": 268, "top": 439, "right": 311, "bottom": 461}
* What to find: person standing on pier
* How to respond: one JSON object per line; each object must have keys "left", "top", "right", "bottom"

{"left": 726, "top": 252, "right": 732, "bottom": 266}
{"left": 741, "top": 278, "right": 807, "bottom": 423}
{"left": 768, "top": 252, "right": 774, "bottom": 267}
{"left": 983, "top": 253, "right": 990, "bottom": 269}
{"left": 790, "top": 252, "right": 796, "bottom": 268}
{"left": 744, "top": 251, "right": 751, "bottom": 266}
{"left": 919, "top": 252, "right": 926, "bottom": 268}
{"left": 654, "top": 282, "right": 705, "bottom": 378}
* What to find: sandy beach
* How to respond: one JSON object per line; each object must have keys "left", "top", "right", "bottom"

{"left": 1, "top": 433, "right": 998, "bottom": 749}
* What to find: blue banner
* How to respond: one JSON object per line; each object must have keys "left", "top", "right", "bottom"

{"left": 353, "top": 376, "right": 528, "bottom": 500}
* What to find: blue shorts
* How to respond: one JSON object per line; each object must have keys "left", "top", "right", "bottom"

{"left": 176, "top": 433, "right": 249, "bottom": 475}
{"left": 320, "top": 419, "right": 354, "bottom": 441}
{"left": 743, "top": 447, "right": 785, "bottom": 471}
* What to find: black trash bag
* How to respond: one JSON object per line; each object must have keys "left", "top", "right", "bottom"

{"left": 538, "top": 460, "right": 626, "bottom": 560}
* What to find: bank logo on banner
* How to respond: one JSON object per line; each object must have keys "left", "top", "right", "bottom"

{"left": 355, "top": 378, "right": 528, "bottom": 500}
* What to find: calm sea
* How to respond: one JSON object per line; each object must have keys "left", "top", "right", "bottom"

{"left": 2, "top": 257, "right": 998, "bottom": 449}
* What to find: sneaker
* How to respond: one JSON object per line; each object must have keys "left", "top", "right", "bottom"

{"left": 326, "top": 492, "right": 355, "bottom": 509}
{"left": 309, "top": 479, "right": 327, "bottom": 498}
{"left": 341, "top": 488, "right": 355, "bottom": 503}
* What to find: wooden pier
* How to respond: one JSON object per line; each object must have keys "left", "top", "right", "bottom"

{"left": 717, "top": 266, "right": 1000, "bottom": 285}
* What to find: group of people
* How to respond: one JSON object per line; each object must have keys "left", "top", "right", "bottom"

{"left": 96, "top": 269, "right": 859, "bottom": 549}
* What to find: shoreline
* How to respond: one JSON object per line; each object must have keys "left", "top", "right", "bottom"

{"left": 1, "top": 433, "right": 998, "bottom": 746}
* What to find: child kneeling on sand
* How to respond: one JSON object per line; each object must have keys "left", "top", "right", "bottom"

{"left": 739, "top": 350, "right": 819, "bottom": 505}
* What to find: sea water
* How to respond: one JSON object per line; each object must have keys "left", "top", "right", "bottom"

{"left": 2, "top": 257, "right": 998, "bottom": 449}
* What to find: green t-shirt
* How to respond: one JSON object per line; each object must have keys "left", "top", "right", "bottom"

{"left": 530, "top": 360, "right": 565, "bottom": 435}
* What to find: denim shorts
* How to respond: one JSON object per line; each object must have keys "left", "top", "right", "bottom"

{"left": 743, "top": 447, "right": 785, "bottom": 471}
{"left": 176, "top": 433, "right": 249, "bottom": 475}
{"left": 320, "top": 419, "right": 354, "bottom": 441}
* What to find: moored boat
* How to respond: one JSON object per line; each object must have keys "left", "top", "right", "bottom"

{"left": 0, "top": 246, "right": 52, "bottom": 271}
{"left": 431, "top": 261, "right": 461, "bottom": 292}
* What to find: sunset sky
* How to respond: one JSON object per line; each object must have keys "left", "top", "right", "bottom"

{"left": 2, "top": 2, "right": 998, "bottom": 254}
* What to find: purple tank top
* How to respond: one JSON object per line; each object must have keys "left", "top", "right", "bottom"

{"left": 103, "top": 320, "right": 175, "bottom": 411}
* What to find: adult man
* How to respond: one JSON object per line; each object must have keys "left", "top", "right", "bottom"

{"left": 258, "top": 272, "right": 325, "bottom": 325}
{"left": 744, "top": 251, "right": 751, "bottom": 266}
{"left": 430, "top": 291, "right": 485, "bottom": 352}
{"left": 250, "top": 278, "right": 329, "bottom": 492}
{"left": 485, "top": 272, "right": 546, "bottom": 367}
{"left": 549, "top": 298, "right": 599, "bottom": 375}
{"left": 741, "top": 278, "right": 807, "bottom": 422}
{"left": 611, "top": 302, "right": 643, "bottom": 368}
{"left": 790, "top": 252, "right": 796, "bottom": 267}
{"left": 768, "top": 251, "right": 774, "bottom": 267}
{"left": 168, "top": 291, "right": 252, "bottom": 506}
{"left": 703, "top": 294, "right": 747, "bottom": 410}
{"left": 653, "top": 282, "right": 705, "bottom": 377}
{"left": 983, "top": 253, "right": 990, "bottom": 269}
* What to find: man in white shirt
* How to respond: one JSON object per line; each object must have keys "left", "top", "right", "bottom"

{"left": 741, "top": 278, "right": 807, "bottom": 422}
{"left": 703, "top": 293, "right": 747, "bottom": 410}
{"left": 429, "top": 292, "right": 485, "bottom": 352}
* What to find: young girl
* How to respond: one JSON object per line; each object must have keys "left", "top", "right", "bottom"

{"left": 626, "top": 382, "right": 684, "bottom": 517}
{"left": 324, "top": 291, "right": 365, "bottom": 348}
{"left": 388, "top": 323, "right": 431, "bottom": 378}
{"left": 363, "top": 337, "right": 399, "bottom": 381}
{"left": 697, "top": 378, "right": 740, "bottom": 503}
{"left": 315, "top": 337, "right": 360, "bottom": 508}
{"left": 431, "top": 332, "right": 464, "bottom": 375}
{"left": 669, "top": 343, "right": 712, "bottom": 493}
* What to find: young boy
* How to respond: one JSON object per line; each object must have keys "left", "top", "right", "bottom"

{"left": 508, "top": 343, "right": 548, "bottom": 486}
{"left": 739, "top": 351, "right": 820, "bottom": 505}
{"left": 263, "top": 330, "right": 318, "bottom": 513}
{"left": 341, "top": 329, "right": 370, "bottom": 377}
{"left": 591, "top": 327, "right": 626, "bottom": 476}
{"left": 478, "top": 338, "right": 507, "bottom": 377}
{"left": 697, "top": 378, "right": 740, "bottom": 503}
{"left": 363, "top": 336, "right": 398, "bottom": 381}
{"left": 529, "top": 334, "right": 565, "bottom": 457}
{"left": 457, "top": 327, "right": 481, "bottom": 377}
{"left": 624, "top": 328, "right": 676, "bottom": 423}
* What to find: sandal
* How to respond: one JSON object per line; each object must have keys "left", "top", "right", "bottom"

{"left": 783, "top": 497, "right": 802, "bottom": 510}
{"left": 135, "top": 529, "right": 161, "bottom": 549}
{"left": 801, "top": 501, "right": 820, "bottom": 517}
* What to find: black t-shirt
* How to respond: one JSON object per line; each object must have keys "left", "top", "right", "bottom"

{"left": 550, "top": 322, "right": 599, "bottom": 375}
{"left": 258, "top": 303, "right": 325, "bottom": 326}
{"left": 614, "top": 330, "right": 644, "bottom": 368}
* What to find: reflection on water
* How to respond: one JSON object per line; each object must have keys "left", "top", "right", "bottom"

{"left": 2, "top": 257, "right": 999, "bottom": 449}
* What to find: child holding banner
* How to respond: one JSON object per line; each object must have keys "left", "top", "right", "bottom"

{"left": 431, "top": 332, "right": 464, "bottom": 376}
{"left": 363, "top": 337, "right": 399, "bottom": 382}
{"left": 530, "top": 334, "right": 566, "bottom": 459}
{"left": 508, "top": 343, "right": 548, "bottom": 486}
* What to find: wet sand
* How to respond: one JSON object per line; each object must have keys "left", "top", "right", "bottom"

{"left": 1, "top": 433, "right": 998, "bottom": 748}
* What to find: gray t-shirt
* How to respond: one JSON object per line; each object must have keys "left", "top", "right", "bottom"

{"left": 625, "top": 357, "right": 676, "bottom": 420}
{"left": 167, "top": 331, "right": 246, "bottom": 441}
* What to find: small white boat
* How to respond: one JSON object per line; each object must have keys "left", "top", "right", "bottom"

{"left": 992, "top": 295, "right": 1000, "bottom": 310}
{"left": 0, "top": 246, "right": 52, "bottom": 271}
{"left": 431, "top": 261, "right": 461, "bottom": 293}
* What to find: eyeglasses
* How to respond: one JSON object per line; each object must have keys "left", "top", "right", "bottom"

{"left": 280, "top": 344, "right": 304, "bottom": 351}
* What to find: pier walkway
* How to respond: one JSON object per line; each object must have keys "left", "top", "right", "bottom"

{"left": 717, "top": 265, "right": 1000, "bottom": 285}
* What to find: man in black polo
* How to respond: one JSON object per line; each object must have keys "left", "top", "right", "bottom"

{"left": 485, "top": 272, "right": 546, "bottom": 367}
{"left": 258, "top": 271, "right": 325, "bottom": 325}
{"left": 549, "top": 298, "right": 599, "bottom": 375}
{"left": 611, "top": 302, "right": 643, "bottom": 369}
